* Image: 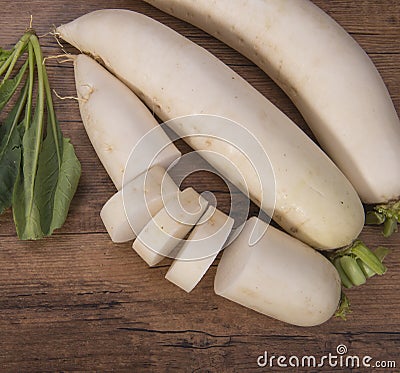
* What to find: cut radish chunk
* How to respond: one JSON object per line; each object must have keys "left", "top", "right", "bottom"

{"left": 215, "top": 217, "right": 341, "bottom": 326}
{"left": 100, "top": 166, "right": 178, "bottom": 242}
{"left": 166, "top": 206, "right": 234, "bottom": 292}
{"left": 132, "top": 188, "right": 208, "bottom": 266}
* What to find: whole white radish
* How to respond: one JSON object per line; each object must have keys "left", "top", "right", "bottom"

{"left": 166, "top": 206, "right": 234, "bottom": 292}
{"left": 100, "top": 165, "right": 179, "bottom": 243}
{"left": 132, "top": 187, "right": 208, "bottom": 266}
{"left": 57, "top": 10, "right": 364, "bottom": 250}
{"left": 145, "top": 0, "right": 400, "bottom": 205}
{"left": 74, "top": 53, "right": 180, "bottom": 190}
{"left": 214, "top": 217, "right": 341, "bottom": 327}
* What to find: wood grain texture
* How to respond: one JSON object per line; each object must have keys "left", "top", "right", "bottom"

{"left": 0, "top": 0, "right": 399, "bottom": 371}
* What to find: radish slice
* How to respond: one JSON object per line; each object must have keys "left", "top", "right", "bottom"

{"left": 215, "top": 217, "right": 341, "bottom": 326}
{"left": 74, "top": 54, "right": 180, "bottom": 190}
{"left": 132, "top": 188, "right": 208, "bottom": 266}
{"left": 166, "top": 206, "right": 234, "bottom": 292}
{"left": 100, "top": 165, "right": 178, "bottom": 242}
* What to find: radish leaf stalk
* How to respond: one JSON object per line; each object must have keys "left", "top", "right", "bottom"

{"left": 366, "top": 201, "right": 400, "bottom": 237}
{"left": 329, "top": 242, "right": 389, "bottom": 318}
{"left": 328, "top": 240, "right": 389, "bottom": 289}
{"left": 0, "top": 60, "right": 28, "bottom": 111}
{"left": 358, "top": 246, "right": 391, "bottom": 278}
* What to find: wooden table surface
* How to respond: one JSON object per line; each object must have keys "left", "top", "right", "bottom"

{"left": 1, "top": 1, "right": 399, "bottom": 371}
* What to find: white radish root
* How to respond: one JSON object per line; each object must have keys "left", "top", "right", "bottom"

{"left": 58, "top": 10, "right": 364, "bottom": 249}
{"left": 74, "top": 53, "right": 180, "bottom": 190}
{"left": 145, "top": 0, "right": 400, "bottom": 204}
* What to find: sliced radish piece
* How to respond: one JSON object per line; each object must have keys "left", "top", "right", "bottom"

{"left": 166, "top": 206, "right": 234, "bottom": 292}
{"left": 133, "top": 187, "right": 208, "bottom": 266}
{"left": 100, "top": 165, "right": 178, "bottom": 243}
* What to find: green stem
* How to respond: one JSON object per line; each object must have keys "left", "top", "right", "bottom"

{"left": 365, "top": 210, "right": 385, "bottom": 225}
{"left": 339, "top": 256, "right": 366, "bottom": 286}
{"left": 0, "top": 50, "right": 15, "bottom": 77}
{"left": 351, "top": 241, "right": 386, "bottom": 275}
{"left": 359, "top": 246, "right": 391, "bottom": 278}
{"left": 30, "top": 33, "right": 62, "bottom": 167}
{"left": 0, "top": 59, "right": 29, "bottom": 112}
{"left": 0, "top": 80, "right": 29, "bottom": 157}
{"left": 328, "top": 239, "right": 389, "bottom": 288}
{"left": 14, "top": 80, "right": 29, "bottom": 127}
{"left": 25, "top": 33, "right": 45, "bottom": 220}
{"left": 0, "top": 48, "right": 13, "bottom": 67}
{"left": 383, "top": 217, "right": 397, "bottom": 237}
{"left": 24, "top": 42, "right": 35, "bottom": 131}
{"left": 333, "top": 258, "right": 353, "bottom": 289}
{"left": 1, "top": 31, "right": 32, "bottom": 83}
{"left": 366, "top": 200, "right": 400, "bottom": 237}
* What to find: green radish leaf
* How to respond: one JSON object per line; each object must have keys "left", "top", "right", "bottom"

{"left": 0, "top": 47, "right": 12, "bottom": 57}
{"left": 0, "top": 60, "right": 27, "bottom": 111}
{"left": 0, "top": 49, "right": 13, "bottom": 74}
{"left": 12, "top": 35, "right": 81, "bottom": 240}
{"left": 34, "top": 31, "right": 81, "bottom": 236}
{"left": 12, "top": 102, "right": 45, "bottom": 239}
{"left": 31, "top": 117, "right": 61, "bottom": 235}
{"left": 0, "top": 83, "right": 28, "bottom": 214}
{"left": 0, "top": 48, "right": 12, "bottom": 64}
{"left": 4, "top": 32, "right": 80, "bottom": 240}
{"left": 12, "top": 37, "right": 46, "bottom": 240}
{"left": 34, "top": 115, "right": 81, "bottom": 236}
{"left": 49, "top": 137, "right": 80, "bottom": 234}
{"left": 0, "top": 121, "right": 22, "bottom": 214}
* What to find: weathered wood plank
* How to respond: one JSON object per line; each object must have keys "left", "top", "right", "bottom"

{"left": 0, "top": 232, "right": 399, "bottom": 371}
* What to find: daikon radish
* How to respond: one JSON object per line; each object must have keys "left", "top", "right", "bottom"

{"left": 145, "top": 0, "right": 400, "bottom": 204}
{"left": 215, "top": 217, "right": 341, "bottom": 327}
{"left": 132, "top": 187, "right": 208, "bottom": 266}
{"left": 74, "top": 53, "right": 180, "bottom": 190}
{"left": 166, "top": 206, "right": 234, "bottom": 292}
{"left": 57, "top": 10, "right": 364, "bottom": 249}
{"left": 100, "top": 165, "right": 178, "bottom": 242}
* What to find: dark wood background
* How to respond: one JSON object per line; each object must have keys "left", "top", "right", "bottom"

{"left": 0, "top": 1, "right": 399, "bottom": 371}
